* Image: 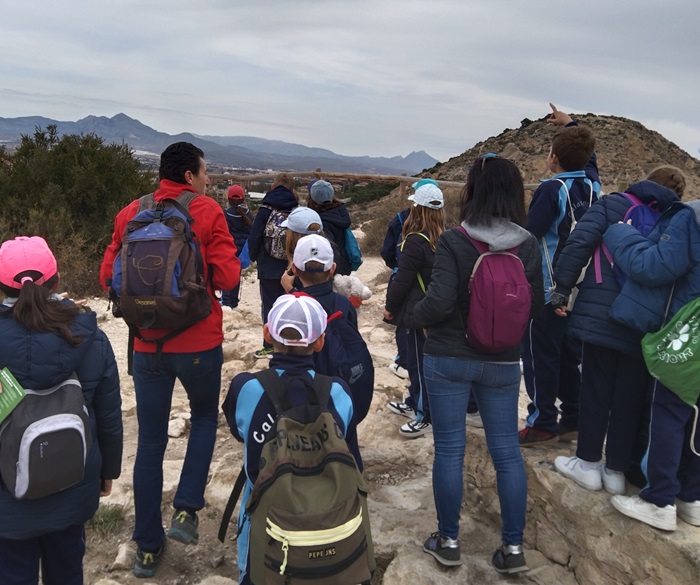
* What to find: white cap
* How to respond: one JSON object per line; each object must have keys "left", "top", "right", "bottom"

{"left": 408, "top": 183, "right": 444, "bottom": 209}
{"left": 293, "top": 234, "right": 334, "bottom": 272}
{"left": 267, "top": 293, "right": 328, "bottom": 346}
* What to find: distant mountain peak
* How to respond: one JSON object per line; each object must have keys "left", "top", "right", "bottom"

{"left": 0, "top": 114, "right": 437, "bottom": 175}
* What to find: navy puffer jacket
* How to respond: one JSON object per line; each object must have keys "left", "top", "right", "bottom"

{"left": 247, "top": 186, "right": 297, "bottom": 279}
{"left": 317, "top": 204, "right": 352, "bottom": 275}
{"left": 603, "top": 201, "right": 700, "bottom": 334}
{"left": 553, "top": 180, "right": 679, "bottom": 354}
{"left": 0, "top": 300, "right": 123, "bottom": 539}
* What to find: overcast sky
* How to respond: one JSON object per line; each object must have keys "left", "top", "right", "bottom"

{"left": 2, "top": 1, "right": 698, "bottom": 163}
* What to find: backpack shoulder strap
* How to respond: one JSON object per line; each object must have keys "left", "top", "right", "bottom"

{"left": 255, "top": 368, "right": 334, "bottom": 414}
{"left": 136, "top": 192, "right": 156, "bottom": 213}
{"left": 455, "top": 225, "right": 488, "bottom": 254}
{"left": 622, "top": 192, "right": 643, "bottom": 208}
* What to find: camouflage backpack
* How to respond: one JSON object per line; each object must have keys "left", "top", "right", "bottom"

{"left": 245, "top": 369, "right": 375, "bottom": 585}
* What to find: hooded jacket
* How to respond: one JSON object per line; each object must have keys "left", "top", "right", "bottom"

{"left": 603, "top": 199, "right": 700, "bottom": 334}
{"left": 414, "top": 220, "right": 544, "bottom": 361}
{"left": 553, "top": 180, "right": 680, "bottom": 354}
{"left": 247, "top": 186, "right": 298, "bottom": 279}
{"left": 0, "top": 300, "right": 123, "bottom": 540}
{"left": 316, "top": 203, "right": 352, "bottom": 275}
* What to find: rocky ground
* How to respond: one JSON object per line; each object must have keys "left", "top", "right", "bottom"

{"left": 83, "top": 254, "right": 700, "bottom": 585}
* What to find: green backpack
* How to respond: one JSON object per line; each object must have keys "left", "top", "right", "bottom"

{"left": 245, "top": 369, "right": 375, "bottom": 585}
{"left": 642, "top": 295, "right": 700, "bottom": 455}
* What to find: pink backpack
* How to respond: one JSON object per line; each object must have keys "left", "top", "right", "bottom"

{"left": 457, "top": 227, "right": 532, "bottom": 353}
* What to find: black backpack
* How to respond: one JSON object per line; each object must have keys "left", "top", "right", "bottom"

{"left": 313, "top": 294, "right": 374, "bottom": 423}
{"left": 219, "top": 369, "right": 375, "bottom": 585}
{"left": 109, "top": 192, "right": 211, "bottom": 357}
{"left": 0, "top": 370, "right": 92, "bottom": 500}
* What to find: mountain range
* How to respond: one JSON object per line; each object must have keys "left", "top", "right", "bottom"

{"left": 0, "top": 113, "right": 437, "bottom": 175}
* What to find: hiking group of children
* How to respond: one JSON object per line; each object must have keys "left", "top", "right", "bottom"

{"left": 1, "top": 100, "right": 699, "bottom": 584}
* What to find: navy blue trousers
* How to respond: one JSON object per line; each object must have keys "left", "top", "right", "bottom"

{"left": 522, "top": 304, "right": 581, "bottom": 433}
{"left": 576, "top": 342, "right": 649, "bottom": 470}
{"left": 259, "top": 278, "right": 286, "bottom": 348}
{"left": 404, "top": 328, "right": 429, "bottom": 422}
{"left": 0, "top": 524, "right": 85, "bottom": 585}
{"left": 641, "top": 382, "right": 700, "bottom": 506}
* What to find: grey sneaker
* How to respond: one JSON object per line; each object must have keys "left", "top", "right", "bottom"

{"left": 423, "top": 532, "right": 462, "bottom": 566}
{"left": 492, "top": 544, "right": 528, "bottom": 574}
{"left": 254, "top": 346, "right": 274, "bottom": 359}
{"left": 133, "top": 542, "right": 165, "bottom": 578}
{"left": 167, "top": 510, "right": 199, "bottom": 544}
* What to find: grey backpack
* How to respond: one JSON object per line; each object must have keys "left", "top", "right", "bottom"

{"left": 0, "top": 374, "right": 92, "bottom": 500}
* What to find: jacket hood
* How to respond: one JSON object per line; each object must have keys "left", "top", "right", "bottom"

{"left": 462, "top": 218, "right": 532, "bottom": 251}
{"left": 626, "top": 180, "right": 679, "bottom": 211}
{"left": 0, "top": 302, "right": 98, "bottom": 389}
{"left": 686, "top": 200, "right": 700, "bottom": 225}
{"left": 261, "top": 186, "right": 298, "bottom": 210}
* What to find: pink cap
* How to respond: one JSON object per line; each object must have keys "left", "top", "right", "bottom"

{"left": 0, "top": 236, "right": 58, "bottom": 289}
{"left": 267, "top": 293, "right": 327, "bottom": 346}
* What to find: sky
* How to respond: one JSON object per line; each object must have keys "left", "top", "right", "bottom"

{"left": 2, "top": 1, "right": 699, "bottom": 163}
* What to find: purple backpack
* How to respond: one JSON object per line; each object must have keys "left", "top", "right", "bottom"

{"left": 457, "top": 227, "right": 532, "bottom": 353}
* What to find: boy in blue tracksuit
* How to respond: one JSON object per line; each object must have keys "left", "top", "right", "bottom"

{"left": 222, "top": 185, "right": 255, "bottom": 309}
{"left": 602, "top": 188, "right": 700, "bottom": 531}
{"left": 520, "top": 103, "right": 601, "bottom": 445}
{"left": 222, "top": 293, "right": 361, "bottom": 585}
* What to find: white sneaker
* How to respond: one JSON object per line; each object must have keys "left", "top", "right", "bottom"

{"left": 387, "top": 401, "right": 416, "bottom": 419}
{"left": 611, "top": 495, "right": 677, "bottom": 531}
{"left": 676, "top": 499, "right": 700, "bottom": 526}
{"left": 466, "top": 412, "right": 484, "bottom": 428}
{"left": 602, "top": 467, "right": 626, "bottom": 495}
{"left": 389, "top": 362, "right": 409, "bottom": 380}
{"left": 554, "top": 456, "right": 602, "bottom": 491}
{"left": 399, "top": 420, "right": 432, "bottom": 438}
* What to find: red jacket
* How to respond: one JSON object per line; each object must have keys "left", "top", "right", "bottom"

{"left": 100, "top": 180, "right": 240, "bottom": 353}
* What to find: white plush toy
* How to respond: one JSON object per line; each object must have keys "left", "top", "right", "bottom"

{"left": 332, "top": 274, "right": 373, "bottom": 308}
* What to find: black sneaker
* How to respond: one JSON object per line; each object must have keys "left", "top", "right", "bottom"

{"left": 422, "top": 532, "right": 462, "bottom": 566}
{"left": 492, "top": 545, "right": 528, "bottom": 574}
{"left": 133, "top": 542, "right": 165, "bottom": 578}
{"left": 167, "top": 509, "right": 199, "bottom": 545}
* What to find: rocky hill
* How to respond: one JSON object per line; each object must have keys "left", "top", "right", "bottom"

{"left": 427, "top": 113, "right": 700, "bottom": 199}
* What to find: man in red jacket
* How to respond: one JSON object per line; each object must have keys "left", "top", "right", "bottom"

{"left": 101, "top": 142, "right": 239, "bottom": 578}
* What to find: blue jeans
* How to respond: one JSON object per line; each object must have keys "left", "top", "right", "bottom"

{"left": 424, "top": 354, "right": 526, "bottom": 545}
{"left": 0, "top": 524, "right": 85, "bottom": 585}
{"left": 132, "top": 346, "right": 224, "bottom": 551}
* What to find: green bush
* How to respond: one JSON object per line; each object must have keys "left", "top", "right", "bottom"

{"left": 344, "top": 181, "right": 400, "bottom": 206}
{"left": 0, "top": 126, "right": 155, "bottom": 296}
{"left": 87, "top": 503, "right": 126, "bottom": 536}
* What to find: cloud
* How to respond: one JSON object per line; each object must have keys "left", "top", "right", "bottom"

{"left": 1, "top": 0, "right": 698, "bottom": 161}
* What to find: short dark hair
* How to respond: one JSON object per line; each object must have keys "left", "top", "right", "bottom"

{"left": 551, "top": 126, "right": 595, "bottom": 172}
{"left": 159, "top": 142, "right": 205, "bottom": 183}
{"left": 296, "top": 261, "right": 331, "bottom": 286}
{"left": 270, "top": 327, "right": 316, "bottom": 355}
{"left": 459, "top": 156, "right": 527, "bottom": 227}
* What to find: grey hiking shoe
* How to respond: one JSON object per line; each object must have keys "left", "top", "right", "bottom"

{"left": 492, "top": 544, "right": 528, "bottom": 574}
{"left": 422, "top": 532, "right": 462, "bottom": 566}
{"left": 167, "top": 509, "right": 199, "bottom": 545}
{"left": 133, "top": 542, "right": 165, "bottom": 578}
